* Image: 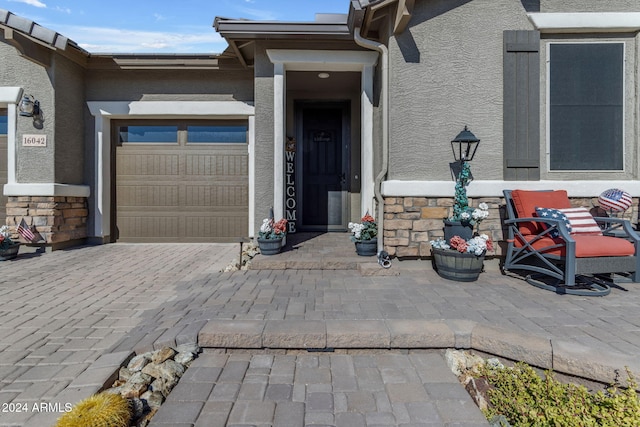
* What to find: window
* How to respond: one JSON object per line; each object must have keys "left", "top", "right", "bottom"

{"left": 116, "top": 121, "right": 248, "bottom": 145}
{"left": 187, "top": 125, "right": 247, "bottom": 143}
{"left": 549, "top": 43, "right": 624, "bottom": 171}
{"left": 0, "top": 109, "right": 7, "bottom": 135}
{"left": 119, "top": 125, "right": 178, "bottom": 143}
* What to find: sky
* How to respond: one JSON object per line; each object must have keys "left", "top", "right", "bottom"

{"left": 0, "top": 0, "right": 349, "bottom": 53}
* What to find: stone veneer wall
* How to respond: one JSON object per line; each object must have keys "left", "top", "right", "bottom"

{"left": 383, "top": 196, "right": 639, "bottom": 259}
{"left": 6, "top": 196, "right": 88, "bottom": 247}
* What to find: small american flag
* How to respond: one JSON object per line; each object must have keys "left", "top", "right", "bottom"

{"left": 17, "top": 218, "right": 36, "bottom": 242}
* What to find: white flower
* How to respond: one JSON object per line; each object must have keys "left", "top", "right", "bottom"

{"left": 478, "top": 202, "right": 489, "bottom": 210}
{"left": 348, "top": 222, "right": 365, "bottom": 239}
{"left": 472, "top": 207, "right": 490, "bottom": 222}
{"left": 466, "top": 236, "right": 488, "bottom": 256}
{"left": 430, "top": 238, "right": 450, "bottom": 250}
{"left": 260, "top": 218, "right": 272, "bottom": 233}
{"left": 461, "top": 212, "right": 471, "bottom": 220}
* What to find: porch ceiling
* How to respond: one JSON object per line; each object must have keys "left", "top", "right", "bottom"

{"left": 287, "top": 71, "right": 361, "bottom": 92}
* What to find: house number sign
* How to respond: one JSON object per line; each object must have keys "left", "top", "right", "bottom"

{"left": 285, "top": 137, "right": 297, "bottom": 233}
{"left": 22, "top": 134, "right": 46, "bottom": 147}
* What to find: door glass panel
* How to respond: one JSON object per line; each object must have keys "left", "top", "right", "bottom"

{"left": 0, "top": 109, "right": 7, "bottom": 135}
{"left": 187, "top": 125, "right": 247, "bottom": 143}
{"left": 119, "top": 125, "right": 178, "bottom": 143}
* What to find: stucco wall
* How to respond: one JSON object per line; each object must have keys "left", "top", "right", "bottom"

{"left": 53, "top": 54, "right": 85, "bottom": 184}
{"left": 386, "top": 0, "right": 640, "bottom": 184}
{"left": 387, "top": 0, "right": 532, "bottom": 182}
{"left": 253, "top": 43, "right": 275, "bottom": 233}
{"left": 0, "top": 39, "right": 56, "bottom": 183}
{"left": 85, "top": 69, "right": 254, "bottom": 102}
{"left": 540, "top": 0, "right": 640, "bottom": 12}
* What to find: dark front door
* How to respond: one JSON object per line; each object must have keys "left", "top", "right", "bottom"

{"left": 297, "top": 102, "right": 349, "bottom": 231}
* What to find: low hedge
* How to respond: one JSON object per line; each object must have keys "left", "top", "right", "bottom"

{"left": 479, "top": 362, "right": 640, "bottom": 426}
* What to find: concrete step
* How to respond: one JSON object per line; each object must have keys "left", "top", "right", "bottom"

{"left": 250, "top": 231, "right": 397, "bottom": 273}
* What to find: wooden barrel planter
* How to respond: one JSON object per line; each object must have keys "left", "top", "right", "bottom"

{"left": 257, "top": 237, "right": 284, "bottom": 255}
{"left": 432, "top": 248, "right": 484, "bottom": 282}
{"left": 354, "top": 238, "right": 377, "bottom": 256}
{"left": 0, "top": 243, "right": 20, "bottom": 261}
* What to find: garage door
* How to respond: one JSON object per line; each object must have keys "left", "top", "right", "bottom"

{"left": 114, "top": 120, "right": 248, "bottom": 243}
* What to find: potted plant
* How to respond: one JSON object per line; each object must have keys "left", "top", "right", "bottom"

{"left": 444, "top": 126, "right": 483, "bottom": 241}
{"left": 444, "top": 159, "right": 491, "bottom": 240}
{"left": 348, "top": 213, "right": 378, "bottom": 256}
{"left": 0, "top": 225, "right": 20, "bottom": 261}
{"left": 257, "top": 217, "right": 288, "bottom": 255}
{"left": 430, "top": 232, "right": 493, "bottom": 281}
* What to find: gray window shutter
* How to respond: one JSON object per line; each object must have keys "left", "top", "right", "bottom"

{"left": 503, "top": 30, "right": 540, "bottom": 180}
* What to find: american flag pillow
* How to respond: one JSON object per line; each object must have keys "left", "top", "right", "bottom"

{"left": 535, "top": 207, "right": 571, "bottom": 237}
{"left": 558, "top": 207, "right": 602, "bottom": 235}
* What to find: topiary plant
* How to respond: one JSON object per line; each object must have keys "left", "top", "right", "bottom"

{"left": 55, "top": 392, "right": 131, "bottom": 427}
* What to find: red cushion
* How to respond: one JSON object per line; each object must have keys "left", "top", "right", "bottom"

{"left": 514, "top": 234, "right": 635, "bottom": 257}
{"left": 511, "top": 190, "right": 572, "bottom": 235}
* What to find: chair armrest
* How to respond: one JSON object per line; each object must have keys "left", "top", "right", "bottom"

{"left": 593, "top": 217, "right": 640, "bottom": 242}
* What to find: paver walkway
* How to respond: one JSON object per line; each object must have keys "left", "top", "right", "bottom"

{"left": 0, "top": 243, "right": 639, "bottom": 426}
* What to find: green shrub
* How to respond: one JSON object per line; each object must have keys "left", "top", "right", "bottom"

{"left": 479, "top": 362, "right": 640, "bottom": 426}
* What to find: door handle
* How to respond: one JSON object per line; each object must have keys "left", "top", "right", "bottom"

{"left": 339, "top": 172, "right": 346, "bottom": 185}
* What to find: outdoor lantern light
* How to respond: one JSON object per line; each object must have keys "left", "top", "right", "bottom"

{"left": 18, "top": 95, "right": 40, "bottom": 118}
{"left": 449, "top": 126, "right": 480, "bottom": 181}
{"left": 450, "top": 125, "right": 480, "bottom": 162}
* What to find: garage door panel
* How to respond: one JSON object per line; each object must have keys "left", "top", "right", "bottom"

{"left": 116, "top": 130, "right": 248, "bottom": 242}
{"left": 184, "top": 215, "right": 249, "bottom": 240}
{"left": 184, "top": 184, "right": 248, "bottom": 207}
{"left": 185, "top": 153, "right": 248, "bottom": 176}
{"left": 117, "top": 153, "right": 180, "bottom": 176}
{"left": 118, "top": 215, "right": 180, "bottom": 241}
{"left": 118, "top": 185, "right": 180, "bottom": 207}
{"left": 118, "top": 212, "right": 248, "bottom": 243}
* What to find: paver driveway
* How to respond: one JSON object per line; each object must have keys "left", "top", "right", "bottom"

{"left": 1, "top": 243, "right": 640, "bottom": 426}
{"left": 0, "top": 243, "right": 236, "bottom": 426}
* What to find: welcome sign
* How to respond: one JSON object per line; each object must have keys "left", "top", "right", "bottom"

{"left": 285, "top": 137, "right": 297, "bottom": 233}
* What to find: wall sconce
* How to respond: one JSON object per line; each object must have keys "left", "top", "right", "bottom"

{"left": 18, "top": 95, "right": 40, "bottom": 118}
{"left": 18, "top": 94, "right": 44, "bottom": 128}
{"left": 449, "top": 126, "right": 480, "bottom": 180}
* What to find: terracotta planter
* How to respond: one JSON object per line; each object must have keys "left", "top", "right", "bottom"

{"left": 432, "top": 248, "right": 484, "bottom": 282}
{"left": 354, "top": 238, "right": 377, "bottom": 256}
{"left": 257, "top": 237, "right": 284, "bottom": 255}
{"left": 443, "top": 220, "right": 474, "bottom": 242}
{"left": 0, "top": 243, "right": 20, "bottom": 261}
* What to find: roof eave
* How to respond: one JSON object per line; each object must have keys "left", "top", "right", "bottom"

{"left": 0, "top": 9, "right": 89, "bottom": 67}
{"left": 85, "top": 53, "right": 244, "bottom": 70}
{"left": 214, "top": 19, "right": 352, "bottom": 40}
{"left": 356, "top": 0, "right": 413, "bottom": 38}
